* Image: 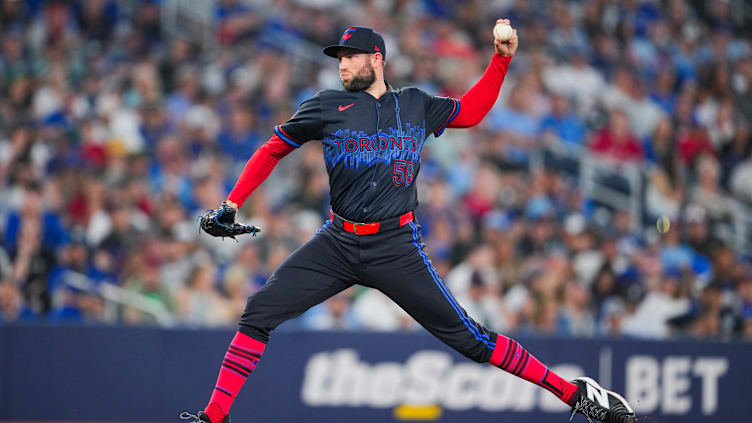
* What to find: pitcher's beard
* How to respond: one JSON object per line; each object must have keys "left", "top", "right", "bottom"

{"left": 342, "top": 65, "right": 376, "bottom": 91}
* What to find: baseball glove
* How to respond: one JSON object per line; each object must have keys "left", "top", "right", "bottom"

{"left": 199, "top": 201, "right": 261, "bottom": 240}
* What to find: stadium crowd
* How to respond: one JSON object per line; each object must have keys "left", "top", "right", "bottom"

{"left": 1, "top": 0, "right": 752, "bottom": 341}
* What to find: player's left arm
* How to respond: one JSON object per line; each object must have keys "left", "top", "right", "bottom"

{"left": 448, "top": 19, "right": 518, "bottom": 128}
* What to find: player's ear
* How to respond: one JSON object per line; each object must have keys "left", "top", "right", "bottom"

{"left": 372, "top": 52, "right": 384, "bottom": 67}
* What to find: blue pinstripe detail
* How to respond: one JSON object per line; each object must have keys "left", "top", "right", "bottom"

{"left": 408, "top": 221, "right": 495, "bottom": 349}
{"left": 225, "top": 352, "right": 257, "bottom": 369}
{"left": 434, "top": 98, "right": 460, "bottom": 137}
{"left": 220, "top": 364, "right": 248, "bottom": 379}
{"left": 214, "top": 384, "right": 234, "bottom": 396}
{"left": 274, "top": 126, "right": 301, "bottom": 147}
{"left": 316, "top": 220, "right": 332, "bottom": 235}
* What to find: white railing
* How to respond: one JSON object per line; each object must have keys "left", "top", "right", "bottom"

{"left": 531, "top": 136, "right": 752, "bottom": 252}
{"left": 64, "top": 272, "right": 175, "bottom": 327}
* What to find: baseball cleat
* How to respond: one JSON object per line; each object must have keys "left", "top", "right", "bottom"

{"left": 569, "top": 377, "right": 637, "bottom": 423}
{"left": 179, "top": 410, "right": 229, "bottom": 423}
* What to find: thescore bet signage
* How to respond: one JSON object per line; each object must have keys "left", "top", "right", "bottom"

{"left": 301, "top": 349, "right": 730, "bottom": 419}
{"left": 1, "top": 327, "right": 748, "bottom": 423}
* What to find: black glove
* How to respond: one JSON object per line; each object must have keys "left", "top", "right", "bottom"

{"left": 199, "top": 201, "right": 261, "bottom": 240}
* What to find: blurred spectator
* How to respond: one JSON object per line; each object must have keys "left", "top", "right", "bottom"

{"left": 490, "top": 80, "right": 541, "bottom": 167}
{"left": 645, "top": 147, "right": 685, "bottom": 222}
{"left": 5, "top": 183, "right": 67, "bottom": 255}
{"left": 738, "top": 278, "right": 752, "bottom": 340}
{"left": 622, "top": 270, "right": 691, "bottom": 338}
{"left": 177, "top": 262, "right": 230, "bottom": 327}
{"left": 217, "top": 107, "right": 259, "bottom": 160}
{"left": 0, "top": 279, "right": 37, "bottom": 322}
{"left": 539, "top": 95, "right": 587, "bottom": 149}
{"left": 719, "top": 121, "right": 750, "bottom": 189}
{"left": 650, "top": 70, "right": 678, "bottom": 115}
{"left": 558, "top": 280, "right": 595, "bottom": 337}
{"left": 590, "top": 109, "right": 644, "bottom": 162}
{"left": 729, "top": 147, "right": 752, "bottom": 204}
{"left": 691, "top": 155, "right": 732, "bottom": 224}
{"left": 542, "top": 49, "right": 605, "bottom": 116}
{"left": 72, "top": 0, "right": 118, "bottom": 43}
{"left": 678, "top": 126, "right": 716, "bottom": 168}
{"left": 121, "top": 251, "right": 173, "bottom": 325}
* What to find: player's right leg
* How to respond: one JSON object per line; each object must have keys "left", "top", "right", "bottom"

{"left": 361, "top": 220, "right": 636, "bottom": 423}
{"left": 183, "top": 221, "right": 359, "bottom": 423}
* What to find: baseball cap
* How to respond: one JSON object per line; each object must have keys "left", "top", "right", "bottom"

{"left": 323, "top": 26, "right": 386, "bottom": 59}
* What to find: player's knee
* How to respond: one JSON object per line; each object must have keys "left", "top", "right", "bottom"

{"left": 238, "top": 300, "right": 273, "bottom": 343}
{"left": 237, "top": 289, "right": 281, "bottom": 342}
{"left": 237, "top": 322, "right": 270, "bottom": 344}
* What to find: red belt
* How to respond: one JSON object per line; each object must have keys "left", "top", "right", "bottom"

{"left": 330, "top": 211, "right": 414, "bottom": 235}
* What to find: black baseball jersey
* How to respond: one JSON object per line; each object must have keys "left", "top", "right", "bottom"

{"left": 274, "top": 87, "right": 459, "bottom": 222}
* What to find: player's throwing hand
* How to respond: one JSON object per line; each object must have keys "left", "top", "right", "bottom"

{"left": 493, "top": 19, "right": 518, "bottom": 57}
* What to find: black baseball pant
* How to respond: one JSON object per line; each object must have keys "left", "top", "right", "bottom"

{"left": 238, "top": 215, "right": 498, "bottom": 363}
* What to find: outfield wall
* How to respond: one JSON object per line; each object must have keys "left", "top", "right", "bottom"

{"left": 0, "top": 325, "right": 749, "bottom": 423}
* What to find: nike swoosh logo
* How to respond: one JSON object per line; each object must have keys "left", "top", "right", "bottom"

{"left": 338, "top": 103, "right": 354, "bottom": 111}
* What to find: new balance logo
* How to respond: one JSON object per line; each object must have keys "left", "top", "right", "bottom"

{"left": 585, "top": 383, "right": 610, "bottom": 409}
{"left": 338, "top": 103, "right": 354, "bottom": 112}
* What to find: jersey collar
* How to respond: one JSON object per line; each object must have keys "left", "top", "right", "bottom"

{"left": 372, "top": 81, "right": 395, "bottom": 101}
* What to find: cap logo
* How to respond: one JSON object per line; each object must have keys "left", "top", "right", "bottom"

{"left": 342, "top": 27, "right": 357, "bottom": 41}
{"left": 374, "top": 45, "right": 380, "bottom": 51}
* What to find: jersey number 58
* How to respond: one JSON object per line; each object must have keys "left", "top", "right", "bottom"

{"left": 393, "top": 159, "right": 415, "bottom": 187}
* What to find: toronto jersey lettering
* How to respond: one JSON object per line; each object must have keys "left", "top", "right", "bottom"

{"left": 274, "top": 87, "right": 459, "bottom": 222}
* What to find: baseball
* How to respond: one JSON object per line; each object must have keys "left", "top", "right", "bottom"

{"left": 493, "top": 23, "right": 513, "bottom": 41}
{"left": 656, "top": 215, "right": 671, "bottom": 234}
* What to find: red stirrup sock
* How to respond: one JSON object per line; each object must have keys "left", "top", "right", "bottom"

{"left": 489, "top": 334, "right": 578, "bottom": 405}
{"left": 204, "top": 331, "right": 266, "bottom": 423}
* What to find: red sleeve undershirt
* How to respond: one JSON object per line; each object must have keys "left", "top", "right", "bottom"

{"left": 226, "top": 54, "right": 511, "bottom": 207}
{"left": 226, "top": 134, "right": 295, "bottom": 208}
{"left": 448, "top": 54, "right": 511, "bottom": 128}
